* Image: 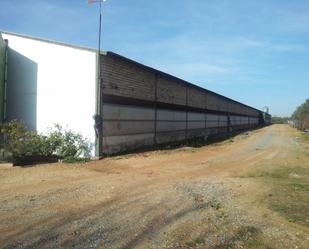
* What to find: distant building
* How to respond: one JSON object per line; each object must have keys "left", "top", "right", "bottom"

{"left": 0, "top": 31, "right": 270, "bottom": 157}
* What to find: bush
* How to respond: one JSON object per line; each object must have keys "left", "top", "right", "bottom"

{"left": 47, "top": 124, "right": 91, "bottom": 159}
{"left": 0, "top": 120, "right": 91, "bottom": 165}
{"left": 0, "top": 121, "right": 48, "bottom": 163}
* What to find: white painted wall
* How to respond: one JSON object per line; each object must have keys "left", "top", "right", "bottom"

{"left": 2, "top": 33, "right": 97, "bottom": 154}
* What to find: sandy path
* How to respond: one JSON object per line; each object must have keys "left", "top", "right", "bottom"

{"left": 0, "top": 125, "right": 308, "bottom": 249}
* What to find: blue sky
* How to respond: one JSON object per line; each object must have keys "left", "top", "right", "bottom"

{"left": 1, "top": 0, "right": 308, "bottom": 116}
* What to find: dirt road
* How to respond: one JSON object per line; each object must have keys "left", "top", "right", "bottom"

{"left": 0, "top": 125, "right": 308, "bottom": 249}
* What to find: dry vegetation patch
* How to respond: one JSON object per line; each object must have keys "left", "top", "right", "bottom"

{"left": 247, "top": 166, "right": 309, "bottom": 227}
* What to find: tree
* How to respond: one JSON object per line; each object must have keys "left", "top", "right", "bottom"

{"left": 271, "top": 116, "right": 289, "bottom": 124}
{"left": 292, "top": 99, "right": 309, "bottom": 130}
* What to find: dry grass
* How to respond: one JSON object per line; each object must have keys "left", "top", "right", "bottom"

{"left": 246, "top": 166, "right": 309, "bottom": 227}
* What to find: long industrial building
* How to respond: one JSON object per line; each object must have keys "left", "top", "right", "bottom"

{"left": 0, "top": 31, "right": 271, "bottom": 157}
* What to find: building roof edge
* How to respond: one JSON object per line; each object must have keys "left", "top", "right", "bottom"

{"left": 0, "top": 29, "right": 106, "bottom": 54}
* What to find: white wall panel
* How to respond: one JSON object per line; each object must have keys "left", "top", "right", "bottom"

{"left": 3, "top": 33, "right": 96, "bottom": 154}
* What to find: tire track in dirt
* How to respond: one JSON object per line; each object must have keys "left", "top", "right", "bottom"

{"left": 1, "top": 125, "right": 308, "bottom": 249}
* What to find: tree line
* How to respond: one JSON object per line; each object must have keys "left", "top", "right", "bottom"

{"left": 271, "top": 98, "right": 309, "bottom": 130}
{"left": 271, "top": 116, "right": 289, "bottom": 124}
{"left": 291, "top": 98, "right": 309, "bottom": 130}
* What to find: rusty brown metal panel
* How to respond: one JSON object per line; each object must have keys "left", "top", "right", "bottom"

{"left": 188, "top": 86, "right": 206, "bottom": 109}
{"left": 157, "top": 76, "right": 186, "bottom": 105}
{"left": 100, "top": 54, "right": 155, "bottom": 101}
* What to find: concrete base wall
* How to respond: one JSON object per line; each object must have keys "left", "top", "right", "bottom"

{"left": 101, "top": 103, "right": 259, "bottom": 155}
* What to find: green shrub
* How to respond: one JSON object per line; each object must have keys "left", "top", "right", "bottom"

{"left": 47, "top": 124, "right": 91, "bottom": 159}
{"left": 0, "top": 120, "right": 91, "bottom": 165}
{"left": 0, "top": 120, "right": 48, "bottom": 162}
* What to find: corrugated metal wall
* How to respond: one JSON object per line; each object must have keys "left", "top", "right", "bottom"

{"left": 100, "top": 52, "right": 260, "bottom": 155}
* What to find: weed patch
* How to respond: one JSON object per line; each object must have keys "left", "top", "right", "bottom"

{"left": 62, "top": 157, "right": 90, "bottom": 164}
{"left": 301, "top": 133, "right": 309, "bottom": 141}
{"left": 245, "top": 167, "right": 309, "bottom": 227}
{"left": 186, "top": 236, "right": 206, "bottom": 247}
{"left": 211, "top": 226, "right": 271, "bottom": 249}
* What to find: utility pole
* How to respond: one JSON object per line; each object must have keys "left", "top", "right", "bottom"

{"left": 88, "top": 0, "right": 106, "bottom": 49}
{"left": 88, "top": 0, "right": 107, "bottom": 158}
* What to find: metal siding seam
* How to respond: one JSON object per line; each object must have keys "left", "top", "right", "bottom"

{"left": 205, "top": 93, "right": 208, "bottom": 130}
{"left": 227, "top": 113, "right": 231, "bottom": 132}
{"left": 95, "top": 52, "right": 103, "bottom": 158}
{"left": 154, "top": 73, "right": 158, "bottom": 145}
{"left": 185, "top": 86, "right": 188, "bottom": 142}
